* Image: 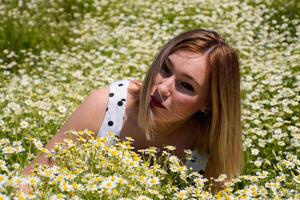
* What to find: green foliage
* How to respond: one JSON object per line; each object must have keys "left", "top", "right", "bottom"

{"left": 0, "top": 0, "right": 97, "bottom": 62}
{"left": 265, "top": 0, "right": 299, "bottom": 36}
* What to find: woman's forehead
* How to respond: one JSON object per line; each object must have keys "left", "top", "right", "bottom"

{"left": 170, "top": 50, "right": 204, "bottom": 58}
{"left": 167, "top": 50, "right": 207, "bottom": 67}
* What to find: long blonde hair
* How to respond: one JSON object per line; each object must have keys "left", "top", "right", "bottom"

{"left": 134, "top": 29, "right": 244, "bottom": 192}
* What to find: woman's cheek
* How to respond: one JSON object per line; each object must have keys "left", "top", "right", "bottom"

{"left": 179, "top": 95, "right": 201, "bottom": 110}
{"left": 174, "top": 96, "right": 192, "bottom": 111}
{"left": 177, "top": 94, "right": 192, "bottom": 104}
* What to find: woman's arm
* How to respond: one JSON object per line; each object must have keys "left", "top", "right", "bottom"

{"left": 21, "top": 86, "right": 110, "bottom": 176}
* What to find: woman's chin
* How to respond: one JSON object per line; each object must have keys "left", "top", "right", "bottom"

{"left": 153, "top": 118, "right": 186, "bottom": 130}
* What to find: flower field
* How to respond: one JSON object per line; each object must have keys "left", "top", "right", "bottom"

{"left": 0, "top": 0, "right": 299, "bottom": 199}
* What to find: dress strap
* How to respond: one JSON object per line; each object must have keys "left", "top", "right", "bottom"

{"left": 97, "top": 80, "right": 130, "bottom": 146}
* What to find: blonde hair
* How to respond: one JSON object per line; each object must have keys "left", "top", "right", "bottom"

{"left": 135, "top": 29, "right": 244, "bottom": 192}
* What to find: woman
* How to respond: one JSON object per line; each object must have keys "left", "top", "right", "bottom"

{"left": 21, "top": 29, "right": 244, "bottom": 193}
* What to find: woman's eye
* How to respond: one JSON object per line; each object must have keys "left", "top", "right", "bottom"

{"left": 161, "top": 64, "right": 170, "bottom": 75}
{"left": 181, "top": 82, "right": 194, "bottom": 92}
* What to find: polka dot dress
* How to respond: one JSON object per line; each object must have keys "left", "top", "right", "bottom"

{"left": 185, "top": 149, "right": 210, "bottom": 174}
{"left": 96, "top": 79, "right": 209, "bottom": 173}
{"left": 97, "top": 80, "right": 130, "bottom": 146}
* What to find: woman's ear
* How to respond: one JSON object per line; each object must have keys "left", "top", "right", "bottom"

{"left": 200, "top": 104, "right": 210, "bottom": 114}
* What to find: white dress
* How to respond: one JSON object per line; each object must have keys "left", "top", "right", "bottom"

{"left": 97, "top": 80, "right": 209, "bottom": 174}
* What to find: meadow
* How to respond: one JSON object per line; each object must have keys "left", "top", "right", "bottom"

{"left": 0, "top": 0, "right": 299, "bottom": 199}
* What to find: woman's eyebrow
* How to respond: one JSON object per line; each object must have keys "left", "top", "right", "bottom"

{"left": 166, "top": 57, "right": 201, "bottom": 88}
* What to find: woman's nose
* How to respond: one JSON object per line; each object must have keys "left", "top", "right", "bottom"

{"left": 157, "top": 77, "right": 173, "bottom": 100}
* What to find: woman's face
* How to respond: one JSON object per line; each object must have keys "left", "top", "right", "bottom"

{"left": 150, "top": 50, "right": 210, "bottom": 124}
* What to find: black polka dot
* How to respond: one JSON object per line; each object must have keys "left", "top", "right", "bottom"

{"left": 118, "top": 83, "right": 123, "bottom": 86}
{"left": 117, "top": 101, "right": 123, "bottom": 106}
{"left": 121, "top": 98, "right": 126, "bottom": 101}
{"left": 106, "top": 107, "right": 108, "bottom": 112}
{"left": 109, "top": 93, "right": 114, "bottom": 97}
{"left": 198, "top": 170, "right": 204, "bottom": 175}
{"left": 108, "top": 121, "right": 114, "bottom": 126}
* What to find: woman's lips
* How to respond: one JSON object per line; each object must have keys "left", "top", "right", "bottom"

{"left": 150, "top": 95, "right": 166, "bottom": 109}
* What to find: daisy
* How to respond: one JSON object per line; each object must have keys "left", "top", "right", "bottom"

{"left": 146, "top": 176, "right": 160, "bottom": 187}
{"left": 136, "top": 175, "right": 146, "bottom": 185}
{"left": 0, "top": 194, "right": 9, "bottom": 200}
{"left": 137, "top": 195, "right": 152, "bottom": 200}
{"left": 100, "top": 179, "right": 117, "bottom": 191}
{"left": 59, "top": 181, "right": 74, "bottom": 192}
{"left": 164, "top": 145, "right": 176, "bottom": 151}
{"left": 57, "top": 105, "right": 67, "bottom": 113}
{"left": 2, "top": 146, "right": 15, "bottom": 154}
{"left": 50, "top": 193, "right": 65, "bottom": 200}
{"left": 20, "top": 120, "right": 29, "bottom": 129}
{"left": 168, "top": 155, "right": 180, "bottom": 164}
{"left": 215, "top": 174, "right": 227, "bottom": 182}
{"left": 176, "top": 190, "right": 188, "bottom": 199}
{"left": 0, "top": 174, "right": 8, "bottom": 187}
